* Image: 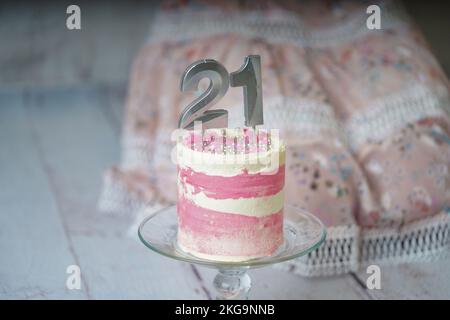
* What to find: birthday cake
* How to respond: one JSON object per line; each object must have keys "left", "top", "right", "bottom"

{"left": 176, "top": 128, "right": 285, "bottom": 261}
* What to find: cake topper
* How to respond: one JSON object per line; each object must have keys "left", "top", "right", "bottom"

{"left": 178, "top": 55, "right": 264, "bottom": 129}
{"left": 230, "top": 55, "right": 264, "bottom": 128}
{"left": 178, "top": 59, "right": 229, "bottom": 130}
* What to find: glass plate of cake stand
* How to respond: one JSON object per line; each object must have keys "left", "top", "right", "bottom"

{"left": 138, "top": 205, "right": 326, "bottom": 300}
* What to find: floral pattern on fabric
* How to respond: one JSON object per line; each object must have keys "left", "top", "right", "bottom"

{"left": 309, "top": 29, "right": 449, "bottom": 122}
{"left": 99, "top": 0, "right": 450, "bottom": 253}
{"left": 285, "top": 143, "right": 378, "bottom": 227}
{"left": 358, "top": 123, "right": 450, "bottom": 227}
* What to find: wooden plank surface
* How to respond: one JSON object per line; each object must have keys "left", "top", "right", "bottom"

{"left": 0, "top": 1, "right": 156, "bottom": 88}
{"left": 355, "top": 260, "right": 450, "bottom": 300}
{"left": 0, "top": 87, "right": 209, "bottom": 299}
{"left": 1, "top": 84, "right": 450, "bottom": 299}
{"left": 199, "top": 268, "right": 368, "bottom": 300}
{"left": 0, "top": 90, "right": 86, "bottom": 299}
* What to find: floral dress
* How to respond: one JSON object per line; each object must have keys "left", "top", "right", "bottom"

{"left": 99, "top": 0, "right": 450, "bottom": 276}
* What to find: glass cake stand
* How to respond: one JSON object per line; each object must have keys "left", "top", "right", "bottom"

{"left": 138, "top": 205, "right": 326, "bottom": 300}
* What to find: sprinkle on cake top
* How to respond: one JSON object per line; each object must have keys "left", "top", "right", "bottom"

{"left": 181, "top": 128, "right": 281, "bottom": 154}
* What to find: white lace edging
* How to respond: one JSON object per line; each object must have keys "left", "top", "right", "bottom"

{"left": 98, "top": 171, "right": 450, "bottom": 275}
{"left": 98, "top": 168, "right": 450, "bottom": 275}
{"left": 121, "top": 132, "right": 154, "bottom": 171}
{"left": 346, "top": 83, "right": 450, "bottom": 151}
{"left": 117, "top": 96, "right": 348, "bottom": 185}
{"left": 98, "top": 96, "right": 344, "bottom": 215}
{"left": 227, "top": 95, "right": 347, "bottom": 143}
{"left": 147, "top": 1, "right": 409, "bottom": 48}
{"left": 360, "top": 211, "right": 450, "bottom": 265}
{"left": 276, "top": 224, "right": 361, "bottom": 276}
{"left": 119, "top": 84, "right": 450, "bottom": 169}
{"left": 98, "top": 169, "right": 174, "bottom": 236}
{"left": 97, "top": 169, "right": 149, "bottom": 215}
{"left": 281, "top": 211, "right": 450, "bottom": 277}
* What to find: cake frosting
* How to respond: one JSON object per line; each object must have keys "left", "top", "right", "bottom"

{"left": 176, "top": 128, "right": 285, "bottom": 261}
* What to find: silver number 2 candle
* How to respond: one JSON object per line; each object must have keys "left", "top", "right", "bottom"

{"left": 178, "top": 59, "right": 229, "bottom": 130}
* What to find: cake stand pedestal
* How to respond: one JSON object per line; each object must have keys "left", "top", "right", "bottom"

{"left": 138, "top": 205, "right": 326, "bottom": 300}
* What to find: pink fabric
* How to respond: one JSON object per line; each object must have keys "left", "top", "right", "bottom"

{"left": 285, "top": 144, "right": 374, "bottom": 227}
{"left": 304, "top": 2, "right": 450, "bottom": 227}
{"left": 309, "top": 30, "right": 449, "bottom": 119}
{"left": 101, "top": 0, "right": 450, "bottom": 234}
{"left": 357, "top": 122, "right": 450, "bottom": 227}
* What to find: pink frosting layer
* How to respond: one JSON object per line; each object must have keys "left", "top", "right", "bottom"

{"left": 177, "top": 197, "right": 283, "bottom": 257}
{"left": 179, "top": 165, "right": 285, "bottom": 199}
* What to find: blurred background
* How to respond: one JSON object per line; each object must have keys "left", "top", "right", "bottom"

{"left": 1, "top": 0, "right": 450, "bottom": 300}
{"left": 1, "top": 0, "right": 449, "bottom": 89}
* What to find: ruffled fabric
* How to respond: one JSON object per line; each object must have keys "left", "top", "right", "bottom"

{"left": 99, "top": 0, "right": 450, "bottom": 276}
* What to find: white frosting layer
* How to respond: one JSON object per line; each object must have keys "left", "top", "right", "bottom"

{"left": 179, "top": 183, "right": 284, "bottom": 217}
{"left": 177, "top": 128, "right": 285, "bottom": 217}
{"left": 176, "top": 129, "right": 286, "bottom": 177}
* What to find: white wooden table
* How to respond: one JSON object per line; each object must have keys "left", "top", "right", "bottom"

{"left": 0, "top": 1, "right": 449, "bottom": 300}
{"left": 1, "top": 85, "right": 449, "bottom": 299}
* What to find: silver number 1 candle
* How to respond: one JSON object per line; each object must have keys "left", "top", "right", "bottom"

{"left": 230, "top": 55, "right": 264, "bottom": 128}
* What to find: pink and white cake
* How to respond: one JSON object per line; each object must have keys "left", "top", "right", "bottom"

{"left": 176, "top": 128, "right": 285, "bottom": 262}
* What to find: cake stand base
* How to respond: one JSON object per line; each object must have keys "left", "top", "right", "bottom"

{"left": 214, "top": 268, "right": 251, "bottom": 300}
{"left": 138, "top": 205, "right": 326, "bottom": 300}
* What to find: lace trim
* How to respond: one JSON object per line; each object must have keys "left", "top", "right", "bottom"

{"left": 361, "top": 212, "right": 450, "bottom": 265}
{"left": 346, "top": 83, "right": 450, "bottom": 151}
{"left": 284, "top": 211, "right": 450, "bottom": 276}
{"left": 277, "top": 224, "right": 360, "bottom": 276}
{"left": 121, "top": 132, "right": 154, "bottom": 171}
{"left": 99, "top": 170, "right": 450, "bottom": 275}
{"left": 119, "top": 96, "right": 346, "bottom": 176}
{"left": 227, "top": 95, "right": 346, "bottom": 143}
{"left": 98, "top": 168, "right": 172, "bottom": 215}
{"left": 148, "top": 2, "right": 409, "bottom": 48}
{"left": 99, "top": 169, "right": 450, "bottom": 276}
{"left": 98, "top": 169, "right": 148, "bottom": 214}
{"left": 118, "top": 84, "right": 450, "bottom": 170}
